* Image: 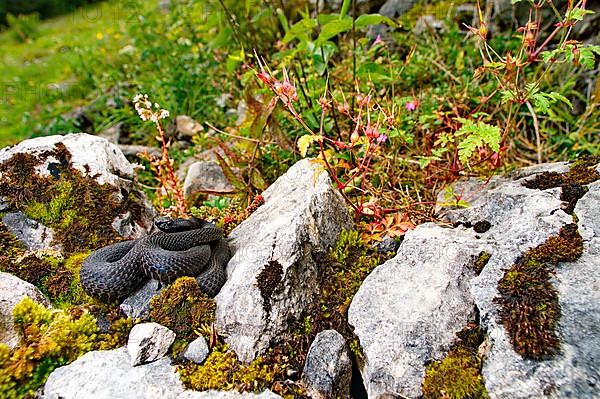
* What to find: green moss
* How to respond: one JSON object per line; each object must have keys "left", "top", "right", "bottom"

{"left": 471, "top": 251, "right": 491, "bottom": 275}
{"left": 0, "top": 297, "right": 98, "bottom": 399}
{"left": 149, "top": 277, "right": 216, "bottom": 342}
{"left": 178, "top": 344, "right": 289, "bottom": 395}
{"left": 96, "top": 317, "right": 135, "bottom": 351}
{"left": 528, "top": 224, "right": 583, "bottom": 264}
{"left": 494, "top": 224, "right": 584, "bottom": 360}
{"left": 422, "top": 325, "right": 488, "bottom": 399}
{"left": 0, "top": 142, "right": 148, "bottom": 255}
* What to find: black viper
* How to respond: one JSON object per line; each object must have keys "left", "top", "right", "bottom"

{"left": 80, "top": 218, "right": 230, "bottom": 302}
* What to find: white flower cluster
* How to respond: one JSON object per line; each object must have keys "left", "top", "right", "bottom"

{"left": 133, "top": 93, "right": 170, "bottom": 123}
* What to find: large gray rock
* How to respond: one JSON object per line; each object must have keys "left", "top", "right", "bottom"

{"left": 43, "top": 347, "right": 283, "bottom": 399}
{"left": 127, "top": 322, "right": 175, "bottom": 366}
{"left": 0, "top": 272, "right": 51, "bottom": 349}
{"left": 349, "top": 223, "right": 482, "bottom": 398}
{"left": 43, "top": 347, "right": 185, "bottom": 399}
{"left": 302, "top": 330, "right": 352, "bottom": 399}
{"left": 350, "top": 162, "right": 599, "bottom": 398}
{"left": 478, "top": 178, "right": 600, "bottom": 399}
{"left": 0, "top": 133, "right": 155, "bottom": 239}
{"left": 0, "top": 133, "right": 133, "bottom": 187}
{"left": 215, "top": 159, "right": 353, "bottom": 362}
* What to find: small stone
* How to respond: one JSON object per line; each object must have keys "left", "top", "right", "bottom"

{"left": 183, "top": 161, "right": 235, "bottom": 199}
{"left": 183, "top": 336, "right": 209, "bottom": 364}
{"left": 120, "top": 280, "right": 164, "bottom": 320}
{"left": 0, "top": 272, "right": 51, "bottom": 349}
{"left": 302, "top": 330, "right": 352, "bottom": 399}
{"left": 176, "top": 115, "right": 203, "bottom": 139}
{"left": 127, "top": 322, "right": 175, "bottom": 366}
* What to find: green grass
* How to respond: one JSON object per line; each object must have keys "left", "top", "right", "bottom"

{"left": 0, "top": 1, "right": 149, "bottom": 147}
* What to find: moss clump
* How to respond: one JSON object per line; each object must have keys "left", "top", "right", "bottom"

{"left": 97, "top": 317, "right": 135, "bottom": 350}
{"left": 0, "top": 297, "right": 98, "bottom": 399}
{"left": 473, "top": 221, "right": 491, "bottom": 234}
{"left": 471, "top": 251, "right": 491, "bottom": 275}
{"left": 523, "top": 156, "right": 599, "bottom": 214}
{"left": 256, "top": 260, "right": 283, "bottom": 315}
{"left": 496, "top": 257, "right": 560, "bottom": 359}
{"left": 149, "top": 277, "right": 216, "bottom": 342}
{"left": 523, "top": 156, "right": 600, "bottom": 191}
{"left": 494, "top": 224, "right": 583, "bottom": 360}
{"left": 528, "top": 224, "right": 583, "bottom": 264}
{"left": 0, "top": 142, "right": 147, "bottom": 254}
{"left": 422, "top": 325, "right": 488, "bottom": 399}
{"left": 178, "top": 345, "right": 288, "bottom": 394}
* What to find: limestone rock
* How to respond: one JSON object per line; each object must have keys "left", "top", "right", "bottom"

{"left": 0, "top": 133, "right": 132, "bottom": 187}
{"left": 349, "top": 161, "right": 599, "bottom": 398}
{"left": 2, "top": 211, "right": 59, "bottom": 252}
{"left": 302, "top": 330, "right": 352, "bottom": 399}
{"left": 0, "top": 272, "right": 51, "bottom": 349}
{"left": 183, "top": 161, "right": 235, "bottom": 199}
{"left": 120, "top": 280, "right": 164, "bottom": 321}
{"left": 43, "top": 347, "right": 184, "bottom": 399}
{"left": 0, "top": 133, "right": 155, "bottom": 239}
{"left": 478, "top": 178, "right": 600, "bottom": 399}
{"left": 215, "top": 159, "right": 353, "bottom": 362}
{"left": 349, "top": 223, "right": 481, "bottom": 398}
{"left": 127, "top": 322, "right": 176, "bottom": 366}
{"left": 183, "top": 336, "right": 209, "bottom": 364}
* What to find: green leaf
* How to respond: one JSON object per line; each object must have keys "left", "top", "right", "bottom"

{"left": 214, "top": 152, "right": 246, "bottom": 192}
{"left": 579, "top": 45, "right": 600, "bottom": 69}
{"left": 565, "top": 7, "right": 594, "bottom": 22}
{"left": 298, "top": 134, "right": 322, "bottom": 157}
{"left": 283, "top": 18, "right": 318, "bottom": 43}
{"left": 354, "top": 14, "right": 398, "bottom": 28}
{"left": 455, "top": 118, "right": 501, "bottom": 165}
{"left": 315, "top": 19, "right": 353, "bottom": 46}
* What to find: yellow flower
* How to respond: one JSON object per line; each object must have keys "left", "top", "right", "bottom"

{"left": 96, "top": 32, "right": 103, "bottom": 40}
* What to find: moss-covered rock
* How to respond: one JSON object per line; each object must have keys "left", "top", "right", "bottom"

{"left": 0, "top": 138, "right": 150, "bottom": 255}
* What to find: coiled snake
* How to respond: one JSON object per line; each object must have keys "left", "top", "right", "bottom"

{"left": 80, "top": 217, "right": 230, "bottom": 302}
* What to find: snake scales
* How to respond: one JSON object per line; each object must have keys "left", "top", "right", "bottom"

{"left": 80, "top": 217, "right": 230, "bottom": 302}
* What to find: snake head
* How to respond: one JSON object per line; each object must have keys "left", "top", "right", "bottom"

{"left": 154, "top": 216, "right": 212, "bottom": 232}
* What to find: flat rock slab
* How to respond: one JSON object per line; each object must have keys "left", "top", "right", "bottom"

{"left": 215, "top": 159, "right": 352, "bottom": 362}
{"left": 43, "top": 347, "right": 184, "bottom": 399}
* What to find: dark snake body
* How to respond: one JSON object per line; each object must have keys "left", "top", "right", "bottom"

{"left": 80, "top": 218, "right": 230, "bottom": 302}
